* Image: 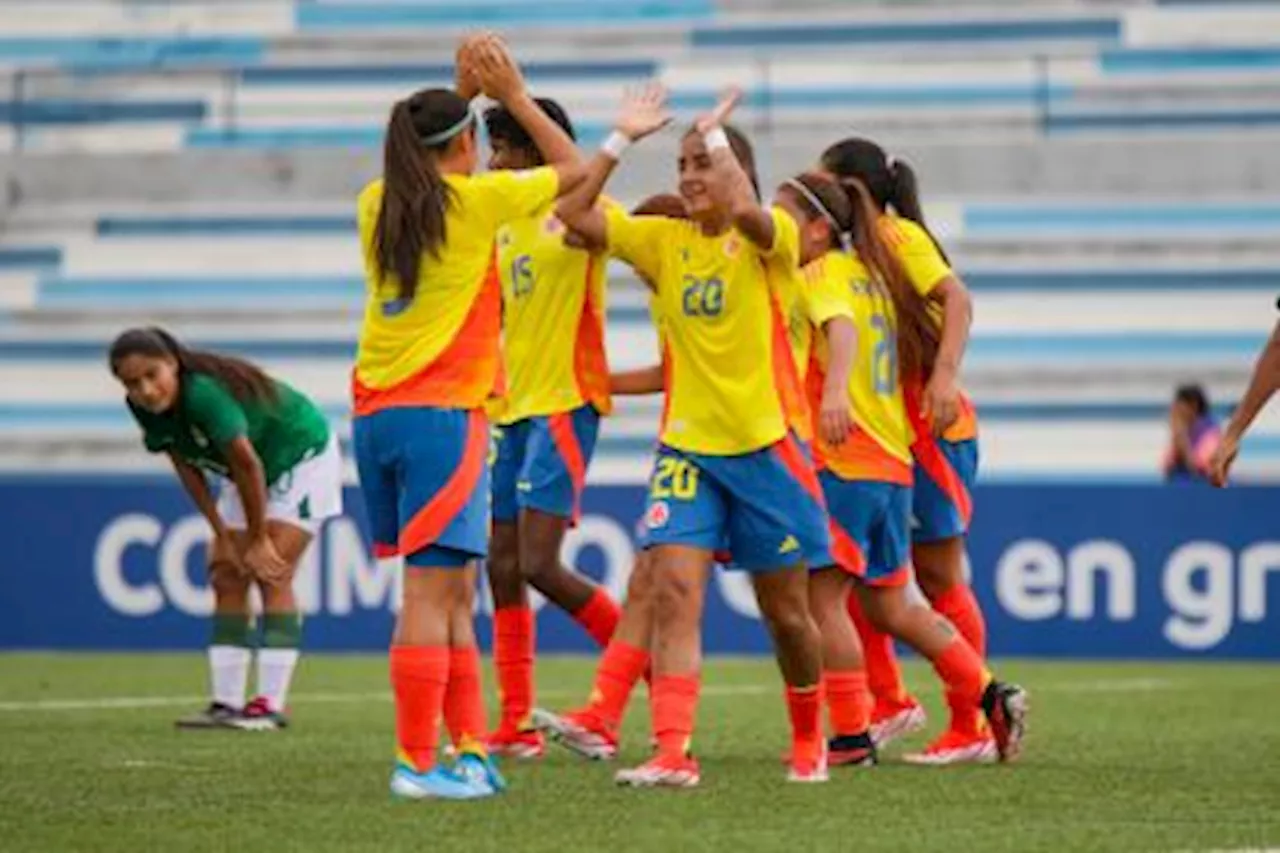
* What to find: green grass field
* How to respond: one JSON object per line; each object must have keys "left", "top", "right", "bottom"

{"left": 2, "top": 655, "right": 1278, "bottom": 852}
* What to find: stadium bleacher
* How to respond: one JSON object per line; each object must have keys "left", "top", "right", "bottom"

{"left": 1, "top": 0, "right": 1278, "bottom": 482}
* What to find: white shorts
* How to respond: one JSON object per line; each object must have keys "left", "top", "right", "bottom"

{"left": 217, "top": 434, "right": 344, "bottom": 535}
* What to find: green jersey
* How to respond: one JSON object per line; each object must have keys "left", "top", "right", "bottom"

{"left": 128, "top": 372, "right": 330, "bottom": 486}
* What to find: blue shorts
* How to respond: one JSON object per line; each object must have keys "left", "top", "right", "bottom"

{"left": 352, "top": 406, "right": 490, "bottom": 568}
{"left": 491, "top": 405, "right": 600, "bottom": 525}
{"left": 912, "top": 437, "right": 978, "bottom": 544}
{"left": 820, "top": 471, "right": 912, "bottom": 586}
{"left": 640, "top": 434, "right": 830, "bottom": 573}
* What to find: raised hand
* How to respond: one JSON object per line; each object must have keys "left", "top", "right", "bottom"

{"left": 615, "top": 81, "right": 672, "bottom": 142}
{"left": 694, "top": 85, "right": 744, "bottom": 134}
{"left": 472, "top": 34, "right": 525, "bottom": 104}
{"left": 455, "top": 35, "right": 483, "bottom": 100}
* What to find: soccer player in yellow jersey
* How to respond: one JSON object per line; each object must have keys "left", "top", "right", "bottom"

{"left": 821, "top": 137, "right": 994, "bottom": 763}
{"left": 557, "top": 93, "right": 831, "bottom": 787}
{"left": 353, "top": 36, "right": 589, "bottom": 801}
{"left": 775, "top": 171, "right": 1028, "bottom": 766}
{"left": 534, "top": 194, "right": 688, "bottom": 760}
{"left": 479, "top": 96, "right": 623, "bottom": 759}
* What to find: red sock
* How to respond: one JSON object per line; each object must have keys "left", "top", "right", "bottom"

{"left": 929, "top": 635, "right": 990, "bottom": 709}
{"left": 786, "top": 684, "right": 823, "bottom": 764}
{"left": 929, "top": 585, "right": 988, "bottom": 734}
{"left": 389, "top": 645, "right": 449, "bottom": 771}
{"left": 823, "top": 669, "right": 871, "bottom": 737}
{"left": 584, "top": 640, "right": 649, "bottom": 730}
{"left": 492, "top": 605, "right": 535, "bottom": 729}
{"left": 929, "top": 584, "right": 987, "bottom": 655}
{"left": 846, "top": 592, "right": 909, "bottom": 706}
{"left": 651, "top": 673, "right": 700, "bottom": 758}
{"left": 444, "top": 646, "right": 487, "bottom": 747}
{"left": 572, "top": 589, "right": 622, "bottom": 648}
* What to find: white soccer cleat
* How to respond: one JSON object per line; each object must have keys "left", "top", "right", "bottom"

{"left": 870, "top": 701, "right": 927, "bottom": 747}
{"left": 614, "top": 754, "right": 700, "bottom": 788}
{"left": 903, "top": 731, "right": 998, "bottom": 766}
{"left": 531, "top": 708, "right": 618, "bottom": 761}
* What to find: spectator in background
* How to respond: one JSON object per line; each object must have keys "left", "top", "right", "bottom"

{"left": 1164, "top": 384, "right": 1221, "bottom": 483}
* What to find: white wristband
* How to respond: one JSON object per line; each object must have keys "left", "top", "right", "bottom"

{"left": 703, "top": 127, "right": 730, "bottom": 151}
{"left": 600, "top": 130, "right": 632, "bottom": 161}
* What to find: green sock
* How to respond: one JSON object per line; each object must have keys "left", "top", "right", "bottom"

{"left": 260, "top": 612, "right": 303, "bottom": 649}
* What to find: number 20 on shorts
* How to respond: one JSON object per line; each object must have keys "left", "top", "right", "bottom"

{"left": 651, "top": 457, "right": 699, "bottom": 500}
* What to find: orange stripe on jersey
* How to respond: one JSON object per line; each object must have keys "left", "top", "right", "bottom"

{"left": 769, "top": 287, "right": 813, "bottom": 443}
{"left": 398, "top": 409, "right": 488, "bottom": 556}
{"left": 903, "top": 378, "right": 979, "bottom": 446}
{"left": 548, "top": 411, "right": 588, "bottom": 522}
{"left": 658, "top": 340, "right": 674, "bottom": 437}
{"left": 773, "top": 432, "right": 824, "bottom": 505}
{"left": 353, "top": 258, "right": 503, "bottom": 416}
{"left": 573, "top": 255, "right": 612, "bottom": 416}
{"left": 825, "top": 428, "right": 913, "bottom": 485}
{"left": 805, "top": 354, "right": 828, "bottom": 470}
{"left": 807, "top": 353, "right": 911, "bottom": 484}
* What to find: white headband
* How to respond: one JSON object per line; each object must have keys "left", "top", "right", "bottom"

{"left": 784, "top": 178, "right": 850, "bottom": 250}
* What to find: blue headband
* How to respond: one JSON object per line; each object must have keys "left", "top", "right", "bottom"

{"left": 419, "top": 107, "right": 476, "bottom": 147}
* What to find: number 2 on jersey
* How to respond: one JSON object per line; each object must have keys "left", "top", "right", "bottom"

{"left": 650, "top": 457, "right": 699, "bottom": 500}
{"left": 871, "top": 312, "right": 898, "bottom": 395}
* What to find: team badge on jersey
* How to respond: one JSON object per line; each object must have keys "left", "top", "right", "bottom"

{"left": 723, "top": 235, "right": 741, "bottom": 258}
{"left": 544, "top": 215, "right": 565, "bottom": 235}
{"left": 646, "top": 500, "right": 670, "bottom": 529}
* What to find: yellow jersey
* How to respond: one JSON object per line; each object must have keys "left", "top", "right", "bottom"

{"left": 492, "top": 202, "right": 611, "bottom": 424}
{"left": 352, "top": 167, "right": 559, "bottom": 416}
{"left": 878, "top": 214, "right": 978, "bottom": 443}
{"left": 605, "top": 205, "right": 806, "bottom": 456}
{"left": 805, "top": 249, "right": 913, "bottom": 484}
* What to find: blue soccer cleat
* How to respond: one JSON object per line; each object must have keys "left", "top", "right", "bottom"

{"left": 389, "top": 758, "right": 496, "bottom": 801}
{"left": 453, "top": 742, "right": 508, "bottom": 794}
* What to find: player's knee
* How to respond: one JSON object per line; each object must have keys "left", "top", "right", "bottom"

{"left": 916, "top": 571, "right": 956, "bottom": 604}
{"left": 209, "top": 562, "right": 248, "bottom": 601}
{"left": 653, "top": 570, "right": 699, "bottom": 625}
{"left": 625, "top": 556, "right": 656, "bottom": 606}
{"left": 518, "top": 547, "right": 561, "bottom": 585}
{"left": 864, "top": 597, "right": 908, "bottom": 636}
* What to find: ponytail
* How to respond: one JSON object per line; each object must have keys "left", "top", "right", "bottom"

{"left": 821, "top": 136, "right": 950, "bottom": 264}
{"left": 374, "top": 88, "right": 474, "bottom": 301}
{"left": 840, "top": 179, "right": 940, "bottom": 383}
{"left": 886, "top": 157, "right": 950, "bottom": 265}
{"left": 109, "top": 327, "right": 278, "bottom": 406}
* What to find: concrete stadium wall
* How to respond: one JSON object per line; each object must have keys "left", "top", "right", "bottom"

{"left": 3, "top": 132, "right": 1278, "bottom": 211}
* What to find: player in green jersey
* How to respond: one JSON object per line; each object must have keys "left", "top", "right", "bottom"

{"left": 109, "top": 327, "right": 343, "bottom": 731}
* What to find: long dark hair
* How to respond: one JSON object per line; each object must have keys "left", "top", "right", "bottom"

{"left": 374, "top": 87, "right": 474, "bottom": 301}
{"left": 108, "top": 327, "right": 278, "bottom": 406}
{"left": 484, "top": 97, "right": 575, "bottom": 166}
{"left": 820, "top": 137, "right": 950, "bottom": 264}
{"left": 808, "top": 170, "right": 942, "bottom": 381}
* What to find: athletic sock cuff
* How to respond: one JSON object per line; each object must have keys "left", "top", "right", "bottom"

{"left": 261, "top": 612, "right": 303, "bottom": 648}
{"left": 211, "top": 614, "right": 253, "bottom": 648}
